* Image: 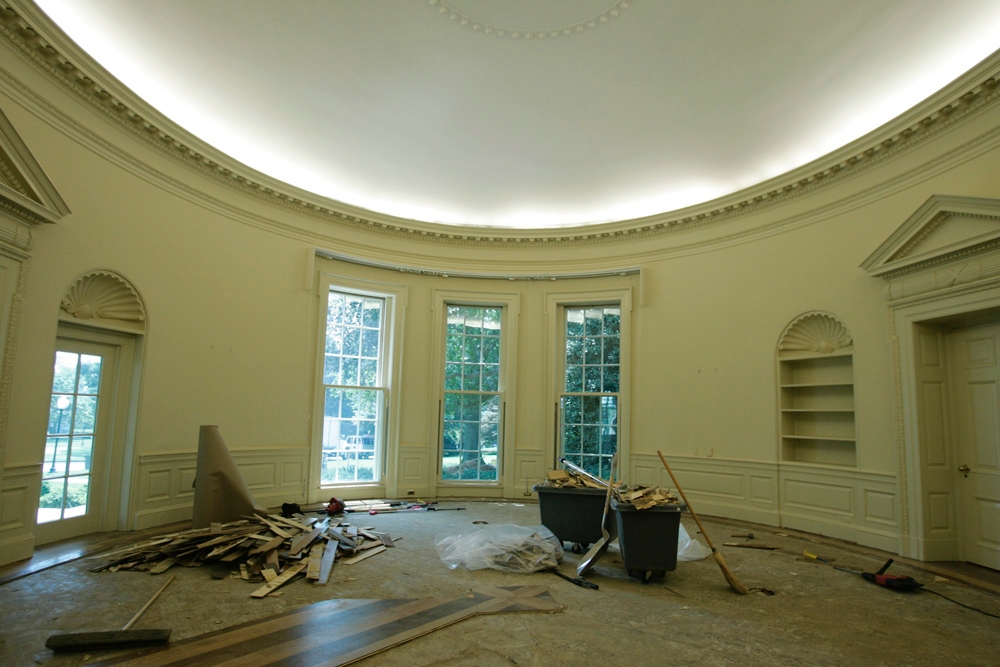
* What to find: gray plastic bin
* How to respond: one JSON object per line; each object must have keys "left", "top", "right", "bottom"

{"left": 611, "top": 498, "right": 686, "bottom": 580}
{"left": 533, "top": 485, "right": 615, "bottom": 553}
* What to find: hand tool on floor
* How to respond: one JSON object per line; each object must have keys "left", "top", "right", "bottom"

{"left": 723, "top": 542, "right": 779, "bottom": 550}
{"left": 558, "top": 457, "right": 609, "bottom": 487}
{"left": 549, "top": 568, "right": 599, "bottom": 590}
{"left": 835, "top": 558, "right": 923, "bottom": 590}
{"left": 803, "top": 550, "right": 833, "bottom": 564}
{"left": 577, "top": 453, "right": 618, "bottom": 577}
{"left": 657, "top": 451, "right": 748, "bottom": 595}
{"left": 45, "top": 575, "right": 175, "bottom": 652}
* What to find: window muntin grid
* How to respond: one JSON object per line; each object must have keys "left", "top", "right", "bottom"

{"left": 321, "top": 291, "right": 385, "bottom": 484}
{"left": 561, "top": 305, "right": 620, "bottom": 479}
{"left": 441, "top": 305, "right": 502, "bottom": 482}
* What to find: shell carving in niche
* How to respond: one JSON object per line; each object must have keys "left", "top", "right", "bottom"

{"left": 779, "top": 313, "right": 851, "bottom": 354}
{"left": 61, "top": 272, "right": 145, "bottom": 322}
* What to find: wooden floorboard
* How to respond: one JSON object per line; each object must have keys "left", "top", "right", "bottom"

{"left": 87, "top": 587, "right": 562, "bottom": 667}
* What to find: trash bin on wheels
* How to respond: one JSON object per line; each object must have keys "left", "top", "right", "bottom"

{"left": 533, "top": 485, "right": 615, "bottom": 553}
{"left": 611, "top": 498, "right": 686, "bottom": 581}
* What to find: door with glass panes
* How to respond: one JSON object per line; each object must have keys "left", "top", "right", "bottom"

{"left": 36, "top": 336, "right": 120, "bottom": 544}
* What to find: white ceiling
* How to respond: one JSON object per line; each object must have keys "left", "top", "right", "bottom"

{"left": 30, "top": 0, "right": 1000, "bottom": 229}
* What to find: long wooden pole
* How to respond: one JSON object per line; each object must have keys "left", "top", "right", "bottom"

{"left": 657, "top": 451, "right": 748, "bottom": 595}
{"left": 123, "top": 575, "right": 175, "bottom": 630}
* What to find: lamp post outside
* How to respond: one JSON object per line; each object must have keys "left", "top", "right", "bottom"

{"left": 48, "top": 395, "right": 71, "bottom": 473}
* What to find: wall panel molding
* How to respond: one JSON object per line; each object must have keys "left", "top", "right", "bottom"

{"left": 133, "top": 447, "right": 308, "bottom": 530}
{"left": 631, "top": 454, "right": 779, "bottom": 526}
{"left": 631, "top": 454, "right": 900, "bottom": 552}
{"left": 0, "top": 463, "right": 39, "bottom": 565}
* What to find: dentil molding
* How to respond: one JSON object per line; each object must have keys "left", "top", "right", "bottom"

{"left": 428, "top": 0, "right": 633, "bottom": 40}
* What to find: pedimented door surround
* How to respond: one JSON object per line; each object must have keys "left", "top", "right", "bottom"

{"left": 864, "top": 194, "right": 1000, "bottom": 561}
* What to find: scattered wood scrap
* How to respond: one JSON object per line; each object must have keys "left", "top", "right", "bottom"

{"left": 614, "top": 485, "right": 680, "bottom": 510}
{"left": 540, "top": 469, "right": 605, "bottom": 489}
{"left": 91, "top": 513, "right": 399, "bottom": 597}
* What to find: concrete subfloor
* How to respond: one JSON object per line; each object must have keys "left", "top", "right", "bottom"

{"left": 1, "top": 501, "right": 998, "bottom": 667}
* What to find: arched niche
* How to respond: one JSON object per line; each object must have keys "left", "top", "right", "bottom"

{"left": 776, "top": 311, "right": 856, "bottom": 467}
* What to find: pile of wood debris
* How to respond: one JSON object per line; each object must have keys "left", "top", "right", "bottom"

{"left": 541, "top": 469, "right": 605, "bottom": 489}
{"left": 614, "top": 485, "right": 680, "bottom": 510}
{"left": 91, "top": 513, "right": 397, "bottom": 598}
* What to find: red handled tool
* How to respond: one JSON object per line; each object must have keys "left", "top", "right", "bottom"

{"left": 835, "top": 558, "right": 923, "bottom": 590}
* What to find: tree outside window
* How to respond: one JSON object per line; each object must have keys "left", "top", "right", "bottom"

{"left": 441, "top": 305, "right": 502, "bottom": 481}
{"left": 561, "top": 305, "right": 620, "bottom": 479}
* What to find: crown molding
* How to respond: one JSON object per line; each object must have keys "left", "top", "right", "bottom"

{"left": 1, "top": 1, "right": 999, "bottom": 249}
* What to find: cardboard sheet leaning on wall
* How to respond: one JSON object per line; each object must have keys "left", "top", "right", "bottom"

{"left": 192, "top": 425, "right": 267, "bottom": 528}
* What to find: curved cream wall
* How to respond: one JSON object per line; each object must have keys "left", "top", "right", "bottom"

{"left": 2, "top": 17, "right": 1000, "bottom": 564}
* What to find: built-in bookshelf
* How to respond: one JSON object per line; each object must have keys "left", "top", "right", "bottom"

{"left": 777, "top": 314, "right": 856, "bottom": 467}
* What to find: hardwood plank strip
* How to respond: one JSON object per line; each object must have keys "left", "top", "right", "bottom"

{"left": 289, "top": 527, "right": 323, "bottom": 556}
{"left": 306, "top": 544, "right": 323, "bottom": 580}
{"left": 249, "top": 561, "right": 307, "bottom": 598}
{"left": 177, "top": 598, "right": 479, "bottom": 667}
{"left": 249, "top": 536, "right": 284, "bottom": 555}
{"left": 89, "top": 599, "right": 379, "bottom": 666}
{"left": 90, "top": 589, "right": 557, "bottom": 667}
{"left": 340, "top": 545, "right": 386, "bottom": 564}
{"left": 256, "top": 517, "right": 293, "bottom": 539}
{"left": 316, "top": 541, "right": 337, "bottom": 585}
{"left": 267, "top": 514, "right": 311, "bottom": 532}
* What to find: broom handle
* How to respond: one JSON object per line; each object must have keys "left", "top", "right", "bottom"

{"left": 656, "top": 451, "right": 719, "bottom": 554}
{"left": 123, "top": 575, "right": 175, "bottom": 630}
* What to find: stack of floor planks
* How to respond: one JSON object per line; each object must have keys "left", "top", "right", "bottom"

{"left": 91, "top": 513, "right": 397, "bottom": 598}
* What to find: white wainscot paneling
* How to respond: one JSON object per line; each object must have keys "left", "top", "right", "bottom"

{"left": 0, "top": 464, "right": 40, "bottom": 565}
{"left": 631, "top": 455, "right": 779, "bottom": 526}
{"left": 778, "top": 464, "right": 899, "bottom": 552}
{"left": 515, "top": 448, "right": 546, "bottom": 497}
{"left": 397, "top": 445, "right": 430, "bottom": 498}
{"left": 133, "top": 448, "right": 309, "bottom": 530}
{"left": 782, "top": 479, "right": 854, "bottom": 515}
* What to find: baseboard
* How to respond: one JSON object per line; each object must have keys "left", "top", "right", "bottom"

{"left": 0, "top": 532, "right": 35, "bottom": 568}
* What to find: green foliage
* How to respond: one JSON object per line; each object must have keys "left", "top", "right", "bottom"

{"left": 38, "top": 480, "right": 89, "bottom": 509}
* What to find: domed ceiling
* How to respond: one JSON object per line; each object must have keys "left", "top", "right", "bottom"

{"left": 27, "top": 0, "right": 1000, "bottom": 229}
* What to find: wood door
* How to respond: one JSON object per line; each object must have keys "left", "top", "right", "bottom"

{"left": 950, "top": 321, "right": 1000, "bottom": 570}
{"left": 34, "top": 336, "right": 120, "bottom": 544}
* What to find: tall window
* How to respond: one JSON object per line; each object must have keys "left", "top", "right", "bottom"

{"left": 321, "top": 291, "right": 386, "bottom": 484}
{"left": 560, "top": 305, "right": 620, "bottom": 479}
{"left": 441, "top": 305, "right": 502, "bottom": 481}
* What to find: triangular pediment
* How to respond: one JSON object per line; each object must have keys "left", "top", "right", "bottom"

{"left": 862, "top": 196, "right": 1000, "bottom": 278}
{"left": 0, "top": 105, "right": 69, "bottom": 229}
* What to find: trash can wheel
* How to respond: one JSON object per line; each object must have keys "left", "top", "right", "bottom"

{"left": 571, "top": 542, "right": 589, "bottom": 554}
{"left": 628, "top": 569, "right": 664, "bottom": 583}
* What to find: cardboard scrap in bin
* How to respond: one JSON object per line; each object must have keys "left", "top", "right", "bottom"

{"left": 542, "top": 469, "right": 604, "bottom": 489}
{"left": 615, "top": 485, "right": 680, "bottom": 510}
{"left": 91, "top": 512, "right": 399, "bottom": 596}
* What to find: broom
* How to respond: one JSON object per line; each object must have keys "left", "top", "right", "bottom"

{"left": 45, "top": 575, "right": 174, "bottom": 652}
{"left": 657, "top": 451, "right": 748, "bottom": 595}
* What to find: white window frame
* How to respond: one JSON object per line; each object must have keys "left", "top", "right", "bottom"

{"left": 313, "top": 272, "right": 407, "bottom": 498}
{"left": 546, "top": 288, "right": 632, "bottom": 474}
{"left": 431, "top": 290, "right": 519, "bottom": 495}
